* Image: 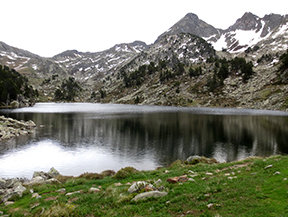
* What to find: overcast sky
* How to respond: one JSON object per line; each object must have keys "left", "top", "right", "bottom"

{"left": 1, "top": 0, "right": 287, "bottom": 57}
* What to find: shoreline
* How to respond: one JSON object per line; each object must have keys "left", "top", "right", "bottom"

{"left": 1, "top": 155, "right": 287, "bottom": 216}
{"left": 0, "top": 116, "right": 36, "bottom": 142}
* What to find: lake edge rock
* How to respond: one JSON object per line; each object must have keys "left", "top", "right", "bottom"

{"left": 0, "top": 116, "right": 36, "bottom": 142}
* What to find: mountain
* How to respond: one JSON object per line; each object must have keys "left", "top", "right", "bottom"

{"left": 52, "top": 41, "right": 148, "bottom": 82}
{"left": 156, "top": 13, "right": 222, "bottom": 43}
{"left": 210, "top": 12, "right": 288, "bottom": 53}
{"left": 1, "top": 12, "right": 288, "bottom": 111}
{"left": 120, "top": 33, "right": 216, "bottom": 73}
{"left": 158, "top": 12, "right": 288, "bottom": 55}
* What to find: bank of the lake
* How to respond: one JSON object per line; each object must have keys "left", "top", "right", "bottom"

{"left": 0, "top": 155, "right": 287, "bottom": 216}
{"left": 0, "top": 116, "right": 36, "bottom": 142}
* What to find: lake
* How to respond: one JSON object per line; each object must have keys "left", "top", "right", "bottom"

{"left": 1, "top": 103, "right": 288, "bottom": 178}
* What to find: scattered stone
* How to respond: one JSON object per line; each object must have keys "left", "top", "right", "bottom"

{"left": 128, "top": 181, "right": 154, "bottom": 194}
{"left": 189, "top": 174, "right": 198, "bottom": 178}
{"left": 188, "top": 178, "right": 196, "bottom": 182}
{"left": 167, "top": 175, "right": 188, "bottom": 184}
{"left": 154, "top": 179, "right": 162, "bottom": 184}
{"left": 251, "top": 172, "right": 258, "bottom": 175}
{"left": 207, "top": 203, "right": 213, "bottom": 209}
{"left": 114, "top": 183, "right": 122, "bottom": 187}
{"left": 0, "top": 211, "right": 3, "bottom": 215}
{"left": 57, "top": 188, "right": 66, "bottom": 193}
{"left": 188, "top": 170, "right": 195, "bottom": 174}
{"left": 30, "top": 202, "right": 40, "bottom": 209}
{"left": 227, "top": 176, "right": 237, "bottom": 180}
{"left": 274, "top": 171, "right": 281, "bottom": 175}
{"left": 284, "top": 178, "right": 287, "bottom": 181}
{"left": 131, "top": 191, "right": 168, "bottom": 202}
{"left": 224, "top": 173, "right": 231, "bottom": 176}
{"left": 165, "top": 170, "right": 170, "bottom": 174}
{"left": 4, "top": 201, "right": 14, "bottom": 206}
{"left": 265, "top": 165, "right": 273, "bottom": 169}
{"left": 89, "top": 187, "right": 101, "bottom": 193}
{"left": 66, "top": 191, "right": 81, "bottom": 196}
{"left": 31, "top": 193, "right": 41, "bottom": 199}
{"left": 206, "top": 172, "right": 213, "bottom": 176}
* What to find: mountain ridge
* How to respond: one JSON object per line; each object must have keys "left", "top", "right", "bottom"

{"left": 1, "top": 12, "right": 288, "bottom": 111}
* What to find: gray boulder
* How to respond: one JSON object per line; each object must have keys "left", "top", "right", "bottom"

{"left": 0, "top": 178, "right": 6, "bottom": 189}
{"left": 47, "top": 167, "right": 60, "bottom": 178}
{"left": 24, "top": 176, "right": 45, "bottom": 186}
{"left": 13, "top": 184, "right": 26, "bottom": 197}
{"left": 186, "top": 155, "right": 202, "bottom": 163}
{"left": 131, "top": 191, "right": 168, "bottom": 202}
{"left": 128, "top": 181, "right": 154, "bottom": 194}
{"left": 33, "top": 171, "right": 51, "bottom": 180}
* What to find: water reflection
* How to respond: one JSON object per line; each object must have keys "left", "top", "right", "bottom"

{"left": 0, "top": 103, "right": 288, "bottom": 178}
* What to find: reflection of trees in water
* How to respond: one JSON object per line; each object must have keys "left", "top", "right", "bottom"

{"left": 5, "top": 111, "right": 288, "bottom": 166}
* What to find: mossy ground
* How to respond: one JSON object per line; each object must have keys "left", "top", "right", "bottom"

{"left": 1, "top": 155, "right": 288, "bottom": 216}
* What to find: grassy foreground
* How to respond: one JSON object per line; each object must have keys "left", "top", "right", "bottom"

{"left": 1, "top": 155, "right": 288, "bottom": 216}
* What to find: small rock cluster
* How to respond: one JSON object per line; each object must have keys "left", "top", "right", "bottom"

{"left": 0, "top": 167, "right": 60, "bottom": 206}
{"left": 0, "top": 116, "right": 36, "bottom": 141}
{"left": 127, "top": 180, "right": 168, "bottom": 202}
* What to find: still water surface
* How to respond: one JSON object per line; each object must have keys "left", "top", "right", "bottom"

{"left": 1, "top": 103, "right": 288, "bottom": 178}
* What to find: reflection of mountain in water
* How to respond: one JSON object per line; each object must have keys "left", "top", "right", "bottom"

{"left": 7, "top": 110, "right": 288, "bottom": 165}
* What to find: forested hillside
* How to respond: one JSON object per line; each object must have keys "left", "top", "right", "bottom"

{"left": 0, "top": 65, "right": 38, "bottom": 107}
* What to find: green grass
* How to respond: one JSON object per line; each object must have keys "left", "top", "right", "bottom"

{"left": 1, "top": 155, "right": 288, "bottom": 216}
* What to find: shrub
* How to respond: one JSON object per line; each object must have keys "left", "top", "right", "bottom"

{"left": 113, "top": 167, "right": 138, "bottom": 179}
{"left": 100, "top": 170, "right": 116, "bottom": 177}
{"left": 78, "top": 172, "right": 103, "bottom": 180}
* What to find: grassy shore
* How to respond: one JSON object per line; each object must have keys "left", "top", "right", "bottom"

{"left": 1, "top": 155, "right": 288, "bottom": 216}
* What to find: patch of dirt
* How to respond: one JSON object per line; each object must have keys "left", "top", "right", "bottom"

{"left": 45, "top": 196, "right": 58, "bottom": 202}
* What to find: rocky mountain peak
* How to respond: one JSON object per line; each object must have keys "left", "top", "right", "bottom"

{"left": 228, "top": 12, "right": 261, "bottom": 31}
{"left": 53, "top": 50, "right": 81, "bottom": 58}
{"left": 155, "top": 13, "right": 221, "bottom": 43}
{"left": 0, "top": 41, "right": 39, "bottom": 59}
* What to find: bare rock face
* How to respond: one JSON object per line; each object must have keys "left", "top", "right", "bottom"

{"left": 156, "top": 13, "right": 222, "bottom": 43}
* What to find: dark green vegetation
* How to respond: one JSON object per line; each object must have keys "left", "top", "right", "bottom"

{"left": 1, "top": 155, "right": 288, "bottom": 216}
{"left": 206, "top": 57, "right": 254, "bottom": 92}
{"left": 0, "top": 65, "right": 38, "bottom": 106}
{"left": 119, "top": 56, "right": 253, "bottom": 94}
{"left": 54, "top": 77, "right": 82, "bottom": 101}
{"left": 278, "top": 49, "right": 288, "bottom": 83}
